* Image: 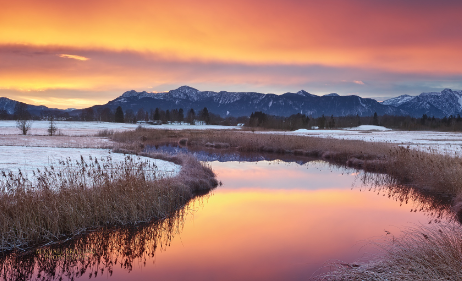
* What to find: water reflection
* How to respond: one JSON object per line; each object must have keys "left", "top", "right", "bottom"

{"left": 0, "top": 194, "right": 210, "bottom": 281}
{"left": 0, "top": 158, "right": 458, "bottom": 281}
{"left": 354, "top": 171, "right": 455, "bottom": 223}
{"left": 145, "top": 144, "right": 317, "bottom": 164}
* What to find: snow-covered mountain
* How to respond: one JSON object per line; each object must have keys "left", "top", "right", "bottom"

{"left": 0, "top": 97, "right": 64, "bottom": 116}
{"left": 5, "top": 87, "right": 461, "bottom": 119}
{"left": 382, "top": 95, "right": 416, "bottom": 107}
{"left": 382, "top": 89, "right": 462, "bottom": 117}
{"left": 98, "top": 85, "right": 404, "bottom": 117}
{"left": 0, "top": 97, "right": 17, "bottom": 114}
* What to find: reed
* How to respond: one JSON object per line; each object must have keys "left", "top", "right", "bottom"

{"left": 314, "top": 223, "right": 462, "bottom": 280}
{"left": 0, "top": 152, "right": 217, "bottom": 252}
{"left": 112, "top": 129, "right": 462, "bottom": 201}
{"left": 96, "top": 129, "right": 114, "bottom": 137}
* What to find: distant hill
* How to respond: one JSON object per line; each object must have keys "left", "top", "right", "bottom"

{"left": 0, "top": 97, "right": 64, "bottom": 117}
{"left": 382, "top": 88, "right": 462, "bottom": 118}
{"left": 3, "top": 87, "right": 462, "bottom": 119}
{"left": 86, "top": 86, "right": 404, "bottom": 118}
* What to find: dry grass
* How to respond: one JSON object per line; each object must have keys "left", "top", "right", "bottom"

{"left": 0, "top": 194, "right": 207, "bottom": 281}
{"left": 0, "top": 152, "right": 217, "bottom": 252}
{"left": 314, "top": 223, "right": 462, "bottom": 281}
{"left": 111, "top": 128, "right": 462, "bottom": 280}
{"left": 0, "top": 135, "right": 114, "bottom": 148}
{"left": 112, "top": 128, "right": 462, "bottom": 201}
{"left": 96, "top": 129, "right": 114, "bottom": 137}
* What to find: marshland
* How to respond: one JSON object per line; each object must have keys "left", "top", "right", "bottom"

{"left": 1, "top": 121, "right": 462, "bottom": 280}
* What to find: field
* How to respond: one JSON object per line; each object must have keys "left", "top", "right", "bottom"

{"left": 0, "top": 120, "right": 240, "bottom": 136}
{"left": 0, "top": 121, "right": 218, "bottom": 251}
{"left": 2, "top": 120, "right": 462, "bottom": 155}
{"left": 2, "top": 120, "right": 462, "bottom": 279}
{"left": 276, "top": 125, "right": 462, "bottom": 156}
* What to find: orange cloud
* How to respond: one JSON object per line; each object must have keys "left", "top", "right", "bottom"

{"left": 1, "top": 1, "right": 462, "bottom": 108}
{"left": 58, "top": 54, "right": 89, "bottom": 61}
{"left": 1, "top": 0, "right": 462, "bottom": 71}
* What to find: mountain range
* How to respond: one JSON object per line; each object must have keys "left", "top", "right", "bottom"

{"left": 1, "top": 86, "right": 461, "bottom": 118}
{"left": 0, "top": 97, "right": 64, "bottom": 117}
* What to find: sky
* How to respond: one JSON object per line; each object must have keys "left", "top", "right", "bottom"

{"left": 1, "top": 0, "right": 462, "bottom": 109}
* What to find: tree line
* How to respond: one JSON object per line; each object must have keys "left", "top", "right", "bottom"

{"left": 247, "top": 111, "right": 462, "bottom": 131}
{"left": 5, "top": 103, "right": 462, "bottom": 131}
{"left": 80, "top": 106, "right": 229, "bottom": 125}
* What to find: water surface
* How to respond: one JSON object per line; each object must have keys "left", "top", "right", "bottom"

{"left": 0, "top": 159, "right": 454, "bottom": 281}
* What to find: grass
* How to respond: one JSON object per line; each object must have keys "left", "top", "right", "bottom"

{"left": 112, "top": 128, "right": 462, "bottom": 200}
{"left": 96, "top": 128, "right": 114, "bottom": 137}
{"left": 314, "top": 223, "right": 462, "bottom": 281}
{"left": 112, "top": 128, "right": 462, "bottom": 280}
{"left": 0, "top": 194, "right": 208, "bottom": 280}
{"left": 0, "top": 152, "right": 217, "bottom": 252}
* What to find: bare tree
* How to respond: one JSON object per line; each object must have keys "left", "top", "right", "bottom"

{"left": 48, "top": 116, "right": 58, "bottom": 136}
{"left": 14, "top": 102, "right": 32, "bottom": 135}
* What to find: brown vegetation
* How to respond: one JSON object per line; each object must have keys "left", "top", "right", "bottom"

{"left": 314, "top": 223, "right": 462, "bottom": 281}
{"left": 0, "top": 194, "right": 207, "bottom": 280}
{"left": 0, "top": 152, "right": 217, "bottom": 252}
{"left": 111, "top": 128, "right": 462, "bottom": 280}
{"left": 112, "top": 128, "right": 462, "bottom": 200}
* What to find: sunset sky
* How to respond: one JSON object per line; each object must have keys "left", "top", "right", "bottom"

{"left": 1, "top": 0, "right": 462, "bottom": 109}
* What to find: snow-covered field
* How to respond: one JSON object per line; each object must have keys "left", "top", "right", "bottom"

{"left": 0, "top": 121, "right": 193, "bottom": 180}
{"left": 1, "top": 120, "right": 462, "bottom": 176}
{"left": 0, "top": 146, "right": 180, "bottom": 179}
{"left": 274, "top": 125, "right": 462, "bottom": 156}
{"left": 0, "top": 120, "right": 239, "bottom": 136}
{"left": 0, "top": 135, "right": 113, "bottom": 148}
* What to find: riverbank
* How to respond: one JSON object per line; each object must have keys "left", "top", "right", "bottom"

{"left": 0, "top": 152, "right": 217, "bottom": 252}
{"left": 314, "top": 223, "right": 462, "bottom": 280}
{"left": 111, "top": 128, "right": 462, "bottom": 280}
{"left": 113, "top": 128, "right": 462, "bottom": 203}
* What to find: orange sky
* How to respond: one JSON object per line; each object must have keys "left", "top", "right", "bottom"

{"left": 1, "top": 0, "right": 462, "bottom": 108}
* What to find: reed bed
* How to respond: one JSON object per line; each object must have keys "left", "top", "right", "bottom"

{"left": 0, "top": 152, "right": 217, "bottom": 252}
{"left": 112, "top": 128, "right": 462, "bottom": 202}
{"left": 112, "top": 128, "right": 462, "bottom": 280}
{"left": 314, "top": 223, "right": 462, "bottom": 280}
{"left": 0, "top": 195, "right": 205, "bottom": 281}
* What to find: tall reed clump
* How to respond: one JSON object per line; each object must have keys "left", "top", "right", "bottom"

{"left": 0, "top": 153, "right": 217, "bottom": 252}
{"left": 0, "top": 201, "right": 198, "bottom": 280}
{"left": 315, "top": 223, "right": 462, "bottom": 280}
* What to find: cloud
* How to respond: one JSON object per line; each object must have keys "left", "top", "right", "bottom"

{"left": 58, "top": 54, "right": 89, "bottom": 61}
{"left": 1, "top": 44, "right": 462, "bottom": 108}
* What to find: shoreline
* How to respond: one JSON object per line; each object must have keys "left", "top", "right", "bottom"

{"left": 111, "top": 128, "right": 462, "bottom": 280}
{"left": 0, "top": 151, "right": 218, "bottom": 253}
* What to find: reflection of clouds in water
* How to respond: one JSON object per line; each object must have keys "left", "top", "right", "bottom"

{"left": 211, "top": 159, "right": 358, "bottom": 191}
{"left": 0, "top": 193, "right": 211, "bottom": 281}
{"left": 1, "top": 153, "right": 458, "bottom": 280}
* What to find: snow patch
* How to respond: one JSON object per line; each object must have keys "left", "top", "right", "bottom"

{"left": 0, "top": 147, "right": 181, "bottom": 180}
{"left": 345, "top": 125, "right": 391, "bottom": 131}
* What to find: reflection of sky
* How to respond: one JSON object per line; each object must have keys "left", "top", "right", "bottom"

{"left": 212, "top": 160, "right": 358, "bottom": 190}
{"left": 146, "top": 145, "right": 320, "bottom": 164}
{"left": 87, "top": 160, "right": 446, "bottom": 281}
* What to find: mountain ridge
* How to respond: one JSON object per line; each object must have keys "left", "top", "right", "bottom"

{"left": 1, "top": 87, "right": 462, "bottom": 118}
{"left": 100, "top": 85, "right": 404, "bottom": 118}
